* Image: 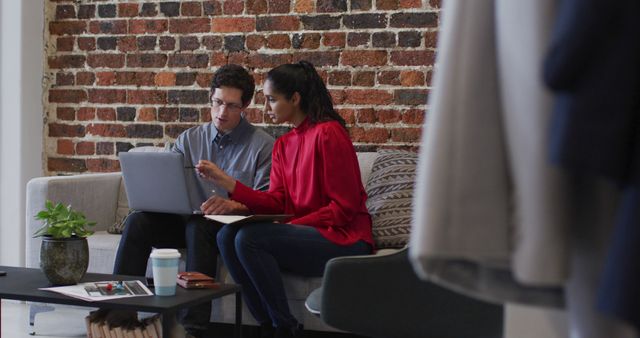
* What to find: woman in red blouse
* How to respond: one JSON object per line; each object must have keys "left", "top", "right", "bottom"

{"left": 196, "top": 61, "right": 373, "bottom": 338}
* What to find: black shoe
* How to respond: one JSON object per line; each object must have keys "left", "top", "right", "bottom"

{"left": 274, "top": 323, "right": 303, "bottom": 338}
{"left": 260, "top": 323, "right": 275, "bottom": 338}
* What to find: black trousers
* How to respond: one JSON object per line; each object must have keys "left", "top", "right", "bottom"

{"left": 113, "top": 211, "right": 222, "bottom": 331}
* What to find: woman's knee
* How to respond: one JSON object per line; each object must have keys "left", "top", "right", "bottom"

{"left": 234, "top": 225, "right": 268, "bottom": 252}
{"left": 216, "top": 224, "right": 238, "bottom": 252}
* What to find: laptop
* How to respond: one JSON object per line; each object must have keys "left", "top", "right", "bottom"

{"left": 119, "top": 151, "right": 205, "bottom": 214}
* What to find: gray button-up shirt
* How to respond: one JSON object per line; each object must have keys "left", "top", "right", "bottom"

{"left": 172, "top": 118, "right": 274, "bottom": 208}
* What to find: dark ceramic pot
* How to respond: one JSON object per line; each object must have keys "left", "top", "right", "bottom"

{"left": 40, "top": 236, "right": 89, "bottom": 285}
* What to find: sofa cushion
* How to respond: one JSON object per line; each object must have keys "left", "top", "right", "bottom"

{"left": 365, "top": 149, "right": 418, "bottom": 249}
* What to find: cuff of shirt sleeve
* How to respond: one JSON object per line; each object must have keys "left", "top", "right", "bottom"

{"left": 229, "top": 181, "right": 254, "bottom": 207}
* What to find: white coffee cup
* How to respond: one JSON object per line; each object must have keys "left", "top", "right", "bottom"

{"left": 150, "top": 248, "right": 180, "bottom": 296}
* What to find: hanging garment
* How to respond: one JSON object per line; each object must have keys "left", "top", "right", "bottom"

{"left": 409, "top": 0, "right": 565, "bottom": 307}
{"left": 543, "top": 0, "right": 640, "bottom": 333}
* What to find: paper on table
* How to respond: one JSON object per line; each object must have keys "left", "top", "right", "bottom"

{"left": 40, "top": 280, "right": 153, "bottom": 302}
{"left": 204, "top": 214, "right": 292, "bottom": 225}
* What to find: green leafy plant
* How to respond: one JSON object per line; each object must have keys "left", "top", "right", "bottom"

{"left": 33, "top": 200, "right": 96, "bottom": 239}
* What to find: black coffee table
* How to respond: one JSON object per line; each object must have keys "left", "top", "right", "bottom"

{"left": 0, "top": 265, "right": 242, "bottom": 337}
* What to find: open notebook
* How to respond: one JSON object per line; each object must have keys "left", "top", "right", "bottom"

{"left": 204, "top": 214, "right": 292, "bottom": 225}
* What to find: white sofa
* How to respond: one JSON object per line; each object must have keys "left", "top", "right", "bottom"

{"left": 25, "top": 152, "right": 379, "bottom": 332}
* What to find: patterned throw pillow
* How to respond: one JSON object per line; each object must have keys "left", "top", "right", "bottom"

{"left": 365, "top": 149, "right": 418, "bottom": 249}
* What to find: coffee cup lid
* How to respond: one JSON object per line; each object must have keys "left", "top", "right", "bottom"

{"left": 150, "top": 248, "right": 181, "bottom": 259}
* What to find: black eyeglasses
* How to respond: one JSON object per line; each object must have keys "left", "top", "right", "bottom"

{"left": 211, "top": 98, "right": 243, "bottom": 112}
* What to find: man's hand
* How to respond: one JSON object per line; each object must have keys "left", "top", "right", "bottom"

{"left": 196, "top": 160, "right": 237, "bottom": 193}
{"left": 200, "top": 195, "right": 249, "bottom": 215}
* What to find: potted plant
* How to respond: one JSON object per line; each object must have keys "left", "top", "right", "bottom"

{"left": 33, "top": 200, "right": 95, "bottom": 285}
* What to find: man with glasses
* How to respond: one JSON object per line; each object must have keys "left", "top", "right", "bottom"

{"left": 113, "top": 64, "right": 274, "bottom": 338}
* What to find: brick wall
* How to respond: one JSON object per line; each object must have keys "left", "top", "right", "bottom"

{"left": 44, "top": 0, "right": 438, "bottom": 175}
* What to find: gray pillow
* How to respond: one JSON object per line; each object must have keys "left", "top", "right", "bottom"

{"left": 365, "top": 149, "right": 418, "bottom": 249}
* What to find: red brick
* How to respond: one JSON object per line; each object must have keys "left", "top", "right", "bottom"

{"left": 353, "top": 72, "right": 375, "bottom": 86}
{"left": 350, "top": 127, "right": 389, "bottom": 143}
{"left": 377, "top": 109, "right": 401, "bottom": 123}
{"left": 160, "top": 36, "right": 176, "bottom": 50}
{"left": 76, "top": 141, "right": 95, "bottom": 155}
{"left": 96, "top": 72, "right": 116, "bottom": 85}
{"left": 76, "top": 72, "right": 95, "bottom": 85}
{"left": 88, "top": 89, "right": 127, "bottom": 103}
{"left": 203, "top": 1, "right": 222, "bottom": 15}
{"left": 89, "top": 20, "right": 127, "bottom": 34}
{"left": 155, "top": 72, "right": 176, "bottom": 86}
{"left": 345, "top": 89, "right": 393, "bottom": 105}
{"left": 138, "top": 107, "right": 157, "bottom": 121}
{"left": 294, "top": 0, "right": 314, "bottom": 12}
{"left": 322, "top": 32, "right": 345, "bottom": 48}
{"left": 329, "top": 71, "right": 351, "bottom": 86}
{"left": 243, "top": 108, "right": 263, "bottom": 124}
{"left": 223, "top": 0, "right": 245, "bottom": 14}
{"left": 246, "top": 35, "right": 266, "bottom": 50}
{"left": 267, "top": 34, "right": 291, "bottom": 49}
{"left": 49, "top": 21, "right": 86, "bottom": 35}
{"left": 394, "top": 89, "right": 429, "bottom": 105}
{"left": 118, "top": 3, "right": 139, "bottom": 17}
{"left": 337, "top": 108, "right": 356, "bottom": 124}
{"left": 202, "top": 109, "right": 212, "bottom": 122}
{"left": 425, "top": 31, "right": 438, "bottom": 49}
{"left": 77, "top": 37, "right": 96, "bottom": 51}
{"left": 292, "top": 51, "right": 339, "bottom": 66}
{"left": 247, "top": 0, "right": 267, "bottom": 14}
{"left": 269, "top": 0, "right": 291, "bottom": 13}
{"left": 57, "top": 139, "right": 75, "bottom": 155}
{"left": 116, "top": 72, "right": 155, "bottom": 87}
{"left": 168, "top": 54, "right": 209, "bottom": 68}
{"left": 169, "top": 18, "right": 210, "bottom": 33}
{"left": 96, "top": 142, "right": 114, "bottom": 155}
{"left": 117, "top": 36, "right": 137, "bottom": 52}
{"left": 49, "top": 89, "right": 87, "bottom": 103}
{"left": 342, "top": 50, "right": 387, "bottom": 66}
{"left": 430, "top": 0, "right": 441, "bottom": 8}
{"left": 158, "top": 108, "right": 179, "bottom": 122}
{"left": 256, "top": 16, "right": 300, "bottom": 31}
{"left": 97, "top": 108, "right": 116, "bottom": 121}
{"left": 57, "top": 37, "right": 74, "bottom": 51}
{"left": 212, "top": 17, "right": 256, "bottom": 33}
{"left": 126, "top": 54, "right": 168, "bottom": 68}
{"left": 48, "top": 158, "right": 87, "bottom": 173}
{"left": 330, "top": 89, "right": 346, "bottom": 104}
{"left": 48, "top": 55, "right": 86, "bottom": 69}
{"left": 77, "top": 107, "right": 96, "bottom": 121}
{"left": 181, "top": 2, "right": 202, "bottom": 16}
{"left": 391, "top": 128, "right": 422, "bottom": 142}
{"left": 87, "top": 54, "right": 125, "bottom": 68}
{"left": 48, "top": 123, "right": 85, "bottom": 137}
{"left": 210, "top": 52, "right": 227, "bottom": 66}
{"left": 129, "top": 19, "right": 168, "bottom": 34}
{"left": 377, "top": 0, "right": 399, "bottom": 10}
{"left": 294, "top": 33, "right": 321, "bottom": 49}
{"left": 377, "top": 71, "right": 401, "bottom": 85}
{"left": 357, "top": 108, "right": 376, "bottom": 123}
{"left": 86, "top": 123, "right": 127, "bottom": 137}
{"left": 165, "top": 124, "right": 196, "bottom": 138}
{"left": 400, "top": 0, "right": 421, "bottom": 8}
{"left": 196, "top": 73, "right": 214, "bottom": 88}
{"left": 400, "top": 70, "right": 425, "bottom": 86}
{"left": 246, "top": 53, "right": 292, "bottom": 68}
{"left": 127, "top": 90, "right": 167, "bottom": 104}
{"left": 56, "top": 72, "right": 74, "bottom": 86}
{"left": 86, "top": 159, "right": 121, "bottom": 172}
{"left": 402, "top": 109, "right": 425, "bottom": 125}
{"left": 56, "top": 107, "right": 76, "bottom": 120}
{"left": 55, "top": 5, "right": 76, "bottom": 19}
{"left": 390, "top": 51, "right": 435, "bottom": 66}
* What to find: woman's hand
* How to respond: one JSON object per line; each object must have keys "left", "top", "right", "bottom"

{"left": 195, "top": 160, "right": 236, "bottom": 193}
{"left": 201, "top": 196, "right": 249, "bottom": 215}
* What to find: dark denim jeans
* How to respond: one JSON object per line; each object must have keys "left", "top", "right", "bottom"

{"left": 216, "top": 222, "right": 371, "bottom": 329}
{"left": 113, "top": 211, "right": 222, "bottom": 331}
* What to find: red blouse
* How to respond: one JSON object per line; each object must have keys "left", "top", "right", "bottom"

{"left": 230, "top": 118, "right": 374, "bottom": 247}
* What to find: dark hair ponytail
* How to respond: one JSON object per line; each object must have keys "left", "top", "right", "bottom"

{"left": 266, "top": 61, "right": 346, "bottom": 129}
